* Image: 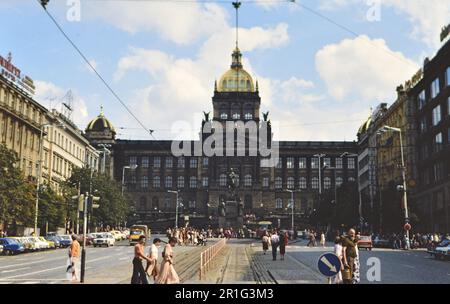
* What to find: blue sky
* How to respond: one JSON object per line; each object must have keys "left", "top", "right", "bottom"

{"left": 2, "top": 0, "right": 450, "bottom": 141}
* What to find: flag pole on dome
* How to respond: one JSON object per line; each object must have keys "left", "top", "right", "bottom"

{"left": 232, "top": 2, "right": 241, "bottom": 49}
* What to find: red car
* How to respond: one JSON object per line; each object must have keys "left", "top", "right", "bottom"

{"left": 358, "top": 235, "right": 373, "bottom": 251}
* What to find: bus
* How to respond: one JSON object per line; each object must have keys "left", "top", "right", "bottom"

{"left": 129, "top": 225, "right": 150, "bottom": 245}
{"left": 256, "top": 221, "right": 273, "bottom": 238}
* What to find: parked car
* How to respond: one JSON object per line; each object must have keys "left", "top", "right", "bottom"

{"left": 39, "top": 237, "right": 56, "bottom": 249}
{"left": 373, "top": 237, "right": 390, "bottom": 248}
{"left": 357, "top": 235, "right": 373, "bottom": 250}
{"left": 45, "top": 235, "right": 61, "bottom": 248}
{"left": 431, "top": 239, "right": 450, "bottom": 260}
{"left": 0, "top": 244, "right": 3, "bottom": 254}
{"left": 25, "top": 237, "right": 40, "bottom": 251}
{"left": 58, "top": 235, "right": 72, "bottom": 248}
{"left": 93, "top": 233, "right": 115, "bottom": 247}
{"left": 0, "top": 238, "right": 25, "bottom": 255}
{"left": 31, "top": 237, "right": 49, "bottom": 250}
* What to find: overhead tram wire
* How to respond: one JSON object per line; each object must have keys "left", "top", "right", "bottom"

{"left": 36, "top": 0, "right": 154, "bottom": 137}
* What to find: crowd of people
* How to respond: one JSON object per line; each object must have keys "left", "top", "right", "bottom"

{"left": 373, "top": 232, "right": 450, "bottom": 250}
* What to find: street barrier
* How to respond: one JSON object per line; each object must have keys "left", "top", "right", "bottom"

{"left": 199, "top": 238, "right": 227, "bottom": 280}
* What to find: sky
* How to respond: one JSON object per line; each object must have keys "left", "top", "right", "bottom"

{"left": 1, "top": 0, "right": 450, "bottom": 142}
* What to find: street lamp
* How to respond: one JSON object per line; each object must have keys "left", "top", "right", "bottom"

{"left": 377, "top": 125, "right": 410, "bottom": 250}
{"left": 340, "top": 152, "right": 363, "bottom": 232}
{"left": 98, "top": 144, "right": 111, "bottom": 175}
{"left": 121, "top": 164, "right": 138, "bottom": 196}
{"left": 285, "top": 190, "right": 296, "bottom": 235}
{"left": 313, "top": 154, "right": 326, "bottom": 195}
{"left": 168, "top": 190, "right": 180, "bottom": 228}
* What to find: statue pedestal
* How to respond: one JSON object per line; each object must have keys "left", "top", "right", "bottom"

{"left": 218, "top": 200, "right": 243, "bottom": 229}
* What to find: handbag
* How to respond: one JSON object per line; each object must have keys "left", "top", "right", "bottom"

{"left": 342, "top": 266, "right": 352, "bottom": 280}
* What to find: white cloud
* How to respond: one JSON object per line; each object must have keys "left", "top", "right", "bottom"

{"left": 84, "top": 2, "right": 228, "bottom": 45}
{"left": 315, "top": 35, "right": 418, "bottom": 102}
{"left": 34, "top": 80, "right": 90, "bottom": 128}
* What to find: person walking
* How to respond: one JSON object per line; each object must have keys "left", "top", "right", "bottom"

{"left": 262, "top": 233, "right": 270, "bottom": 255}
{"left": 320, "top": 232, "right": 326, "bottom": 247}
{"left": 307, "top": 230, "right": 316, "bottom": 247}
{"left": 270, "top": 231, "right": 280, "bottom": 261}
{"left": 146, "top": 238, "right": 162, "bottom": 282}
{"left": 131, "top": 235, "right": 152, "bottom": 284}
{"left": 156, "top": 237, "right": 180, "bottom": 284}
{"left": 341, "top": 229, "right": 358, "bottom": 284}
{"left": 68, "top": 235, "right": 81, "bottom": 282}
{"left": 279, "top": 231, "right": 288, "bottom": 261}
{"left": 333, "top": 237, "right": 343, "bottom": 284}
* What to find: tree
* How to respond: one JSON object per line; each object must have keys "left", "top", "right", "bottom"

{"left": 37, "top": 184, "right": 66, "bottom": 232}
{"left": 0, "top": 144, "right": 35, "bottom": 232}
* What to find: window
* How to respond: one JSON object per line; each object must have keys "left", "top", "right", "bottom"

{"left": 324, "top": 158, "right": 331, "bottom": 168}
{"left": 348, "top": 177, "right": 356, "bottom": 183}
{"left": 262, "top": 177, "right": 269, "bottom": 188}
{"left": 311, "top": 158, "right": 318, "bottom": 169}
{"left": 432, "top": 105, "right": 442, "bottom": 126}
{"left": 287, "top": 157, "right": 294, "bottom": 169}
{"left": 324, "top": 177, "right": 331, "bottom": 189}
{"left": 418, "top": 90, "right": 426, "bottom": 109}
{"left": 164, "top": 198, "right": 171, "bottom": 209}
{"left": 177, "top": 157, "right": 185, "bottom": 168}
{"left": 287, "top": 177, "right": 295, "bottom": 189}
{"left": 154, "top": 157, "right": 161, "bottom": 168}
{"left": 202, "top": 177, "right": 209, "bottom": 187}
{"left": 219, "top": 174, "right": 227, "bottom": 187}
{"left": 311, "top": 177, "right": 319, "bottom": 189}
{"left": 348, "top": 158, "right": 356, "bottom": 169}
{"left": 299, "top": 157, "right": 307, "bottom": 169}
{"left": 275, "top": 198, "right": 283, "bottom": 209}
{"left": 130, "top": 156, "right": 137, "bottom": 167}
{"left": 335, "top": 158, "right": 343, "bottom": 169}
{"left": 336, "top": 177, "right": 343, "bottom": 187}
{"left": 190, "top": 158, "right": 198, "bottom": 168}
{"left": 275, "top": 157, "right": 282, "bottom": 169}
{"left": 220, "top": 113, "right": 228, "bottom": 119}
{"left": 431, "top": 78, "right": 440, "bottom": 99}
{"left": 165, "top": 157, "right": 173, "bottom": 168}
{"left": 189, "top": 200, "right": 196, "bottom": 209}
{"left": 420, "top": 117, "right": 427, "bottom": 133}
{"left": 189, "top": 176, "right": 197, "bottom": 188}
{"left": 177, "top": 176, "right": 184, "bottom": 188}
{"left": 153, "top": 176, "right": 160, "bottom": 188}
{"left": 165, "top": 176, "right": 172, "bottom": 188}
{"left": 202, "top": 157, "right": 209, "bottom": 168}
{"left": 141, "top": 176, "right": 148, "bottom": 189}
{"left": 275, "top": 177, "right": 282, "bottom": 189}
{"left": 434, "top": 133, "right": 443, "bottom": 152}
{"left": 244, "top": 175, "right": 252, "bottom": 187}
{"left": 232, "top": 113, "right": 240, "bottom": 119}
{"left": 446, "top": 67, "right": 450, "bottom": 87}
{"left": 142, "top": 157, "right": 149, "bottom": 168}
{"left": 299, "top": 177, "right": 307, "bottom": 189}
{"left": 244, "top": 113, "right": 253, "bottom": 120}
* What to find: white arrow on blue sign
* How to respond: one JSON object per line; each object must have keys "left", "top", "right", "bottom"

{"left": 317, "top": 253, "right": 341, "bottom": 277}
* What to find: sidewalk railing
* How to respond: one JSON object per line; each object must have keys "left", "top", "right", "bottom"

{"left": 199, "top": 238, "right": 227, "bottom": 280}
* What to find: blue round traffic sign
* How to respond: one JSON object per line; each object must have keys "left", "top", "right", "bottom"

{"left": 317, "top": 253, "right": 341, "bottom": 277}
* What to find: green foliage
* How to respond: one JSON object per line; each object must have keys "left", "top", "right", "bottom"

{"left": 37, "top": 184, "right": 66, "bottom": 232}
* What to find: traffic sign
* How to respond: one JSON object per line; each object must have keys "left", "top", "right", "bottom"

{"left": 317, "top": 253, "right": 341, "bottom": 277}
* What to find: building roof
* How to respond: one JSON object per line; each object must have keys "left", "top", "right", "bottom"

{"left": 217, "top": 47, "right": 255, "bottom": 93}
{"left": 86, "top": 107, "right": 116, "bottom": 133}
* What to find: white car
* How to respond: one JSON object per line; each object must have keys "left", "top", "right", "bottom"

{"left": 0, "top": 244, "right": 3, "bottom": 254}
{"left": 434, "top": 241, "right": 450, "bottom": 260}
{"left": 93, "top": 233, "right": 115, "bottom": 247}
{"left": 29, "top": 237, "right": 49, "bottom": 250}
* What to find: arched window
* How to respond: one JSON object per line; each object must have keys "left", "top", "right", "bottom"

{"left": 244, "top": 174, "right": 252, "bottom": 187}
{"left": 177, "top": 176, "right": 185, "bottom": 188}
{"left": 324, "top": 177, "right": 331, "bottom": 189}
{"left": 336, "top": 177, "right": 343, "bottom": 187}
{"left": 287, "top": 177, "right": 295, "bottom": 189}
{"left": 312, "top": 177, "right": 319, "bottom": 189}
{"left": 231, "top": 104, "right": 240, "bottom": 120}
{"left": 275, "top": 198, "right": 283, "bottom": 209}
{"left": 244, "top": 104, "right": 253, "bottom": 120}
{"left": 153, "top": 176, "right": 160, "bottom": 188}
{"left": 219, "top": 174, "right": 227, "bottom": 187}
{"left": 141, "top": 176, "right": 148, "bottom": 189}
{"left": 349, "top": 177, "right": 356, "bottom": 183}
{"left": 299, "top": 177, "right": 307, "bottom": 189}
{"left": 190, "top": 176, "right": 197, "bottom": 188}
{"left": 275, "top": 177, "right": 282, "bottom": 189}
{"left": 165, "top": 176, "right": 172, "bottom": 188}
{"left": 220, "top": 112, "right": 228, "bottom": 120}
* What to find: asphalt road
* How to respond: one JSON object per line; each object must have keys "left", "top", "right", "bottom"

{"left": 0, "top": 234, "right": 197, "bottom": 284}
{"left": 286, "top": 240, "right": 450, "bottom": 284}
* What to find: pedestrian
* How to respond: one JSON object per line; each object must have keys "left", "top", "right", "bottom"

{"left": 352, "top": 233, "right": 361, "bottom": 284}
{"left": 320, "top": 232, "right": 326, "bottom": 247}
{"left": 131, "top": 235, "right": 152, "bottom": 284}
{"left": 270, "top": 231, "right": 280, "bottom": 261}
{"left": 156, "top": 237, "right": 180, "bottom": 284}
{"left": 68, "top": 234, "right": 80, "bottom": 282}
{"left": 307, "top": 230, "right": 316, "bottom": 247}
{"left": 262, "top": 232, "right": 269, "bottom": 255}
{"left": 279, "top": 231, "right": 288, "bottom": 261}
{"left": 146, "top": 238, "right": 162, "bottom": 282}
{"left": 341, "top": 229, "right": 358, "bottom": 284}
{"left": 333, "top": 237, "right": 343, "bottom": 284}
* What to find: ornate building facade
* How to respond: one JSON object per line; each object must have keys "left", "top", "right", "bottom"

{"left": 86, "top": 47, "right": 358, "bottom": 230}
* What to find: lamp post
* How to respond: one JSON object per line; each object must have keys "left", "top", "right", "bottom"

{"left": 98, "top": 144, "right": 111, "bottom": 175}
{"left": 286, "top": 190, "right": 295, "bottom": 235}
{"left": 168, "top": 190, "right": 180, "bottom": 228}
{"left": 341, "top": 152, "right": 363, "bottom": 232}
{"left": 377, "top": 125, "right": 410, "bottom": 250}
{"left": 121, "top": 164, "right": 138, "bottom": 196}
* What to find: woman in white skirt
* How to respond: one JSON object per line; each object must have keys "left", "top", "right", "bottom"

{"left": 333, "top": 237, "right": 343, "bottom": 284}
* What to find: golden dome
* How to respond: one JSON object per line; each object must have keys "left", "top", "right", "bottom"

{"left": 357, "top": 116, "right": 372, "bottom": 136}
{"left": 86, "top": 107, "right": 116, "bottom": 133}
{"left": 217, "top": 47, "right": 255, "bottom": 92}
